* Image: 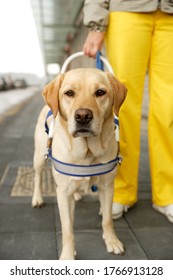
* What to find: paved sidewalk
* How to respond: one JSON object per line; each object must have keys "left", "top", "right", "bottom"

{"left": 0, "top": 86, "right": 41, "bottom": 118}
{"left": 0, "top": 86, "right": 172, "bottom": 260}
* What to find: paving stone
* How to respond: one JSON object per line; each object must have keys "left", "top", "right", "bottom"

{"left": 125, "top": 201, "right": 173, "bottom": 228}
{"left": 0, "top": 164, "right": 10, "bottom": 185}
{"left": 0, "top": 204, "right": 55, "bottom": 233}
{"left": 0, "top": 232, "right": 57, "bottom": 260}
{"left": 133, "top": 227, "right": 173, "bottom": 260}
{"left": 0, "top": 138, "right": 19, "bottom": 157}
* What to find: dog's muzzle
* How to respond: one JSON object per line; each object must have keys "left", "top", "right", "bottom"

{"left": 73, "top": 108, "right": 94, "bottom": 137}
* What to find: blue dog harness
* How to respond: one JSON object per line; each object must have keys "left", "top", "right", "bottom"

{"left": 44, "top": 110, "right": 122, "bottom": 178}
{"left": 44, "top": 52, "right": 122, "bottom": 190}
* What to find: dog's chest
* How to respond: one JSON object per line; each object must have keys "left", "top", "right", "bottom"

{"left": 68, "top": 175, "right": 100, "bottom": 196}
{"left": 52, "top": 130, "right": 105, "bottom": 165}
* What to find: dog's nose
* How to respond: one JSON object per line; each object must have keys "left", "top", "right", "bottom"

{"left": 75, "top": 108, "right": 93, "bottom": 125}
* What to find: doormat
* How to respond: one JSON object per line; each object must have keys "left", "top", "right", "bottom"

{"left": 11, "top": 166, "right": 56, "bottom": 197}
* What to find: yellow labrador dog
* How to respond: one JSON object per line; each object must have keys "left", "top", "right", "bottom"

{"left": 32, "top": 68, "right": 127, "bottom": 259}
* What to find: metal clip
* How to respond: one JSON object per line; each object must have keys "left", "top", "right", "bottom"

{"left": 118, "top": 155, "right": 123, "bottom": 165}
{"left": 44, "top": 153, "right": 49, "bottom": 161}
{"left": 44, "top": 146, "right": 51, "bottom": 161}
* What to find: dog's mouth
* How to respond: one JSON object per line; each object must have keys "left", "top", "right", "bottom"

{"left": 73, "top": 128, "right": 95, "bottom": 138}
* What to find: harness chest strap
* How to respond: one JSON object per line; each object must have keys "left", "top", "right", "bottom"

{"left": 47, "top": 149, "right": 122, "bottom": 177}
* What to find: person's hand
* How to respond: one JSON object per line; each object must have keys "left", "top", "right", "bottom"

{"left": 83, "top": 31, "right": 105, "bottom": 58}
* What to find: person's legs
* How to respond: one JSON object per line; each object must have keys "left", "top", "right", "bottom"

{"left": 148, "top": 11, "right": 173, "bottom": 222}
{"left": 106, "top": 12, "right": 153, "bottom": 208}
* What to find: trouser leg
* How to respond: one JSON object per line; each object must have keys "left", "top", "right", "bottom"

{"left": 148, "top": 11, "right": 173, "bottom": 206}
{"left": 106, "top": 12, "right": 152, "bottom": 205}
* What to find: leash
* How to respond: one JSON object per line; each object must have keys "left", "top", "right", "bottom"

{"left": 96, "top": 51, "right": 104, "bottom": 71}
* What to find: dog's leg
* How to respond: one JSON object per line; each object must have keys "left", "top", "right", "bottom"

{"left": 57, "top": 188, "right": 76, "bottom": 260}
{"left": 98, "top": 185, "right": 124, "bottom": 255}
{"left": 32, "top": 152, "right": 45, "bottom": 208}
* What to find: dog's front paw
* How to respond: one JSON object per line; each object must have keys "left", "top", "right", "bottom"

{"left": 104, "top": 235, "right": 124, "bottom": 255}
{"left": 32, "top": 196, "right": 45, "bottom": 208}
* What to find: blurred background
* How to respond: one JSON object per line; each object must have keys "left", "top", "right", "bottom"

{"left": 0, "top": 0, "right": 94, "bottom": 90}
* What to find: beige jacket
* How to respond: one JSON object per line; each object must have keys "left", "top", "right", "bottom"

{"left": 83, "top": 0, "right": 173, "bottom": 31}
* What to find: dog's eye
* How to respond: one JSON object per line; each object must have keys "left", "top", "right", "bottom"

{"left": 95, "top": 89, "right": 106, "bottom": 97}
{"left": 64, "top": 90, "right": 75, "bottom": 97}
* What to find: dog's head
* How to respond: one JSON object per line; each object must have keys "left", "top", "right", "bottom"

{"left": 42, "top": 68, "right": 127, "bottom": 138}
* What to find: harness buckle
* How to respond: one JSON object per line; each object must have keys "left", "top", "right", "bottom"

{"left": 118, "top": 155, "right": 123, "bottom": 165}
{"left": 44, "top": 138, "right": 53, "bottom": 162}
{"left": 44, "top": 153, "right": 49, "bottom": 161}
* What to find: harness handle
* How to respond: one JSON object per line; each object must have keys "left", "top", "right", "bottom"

{"left": 60, "top": 51, "right": 114, "bottom": 74}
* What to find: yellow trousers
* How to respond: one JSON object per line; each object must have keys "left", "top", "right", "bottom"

{"left": 106, "top": 11, "right": 173, "bottom": 206}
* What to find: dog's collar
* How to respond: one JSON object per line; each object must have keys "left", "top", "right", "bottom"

{"left": 44, "top": 110, "right": 122, "bottom": 177}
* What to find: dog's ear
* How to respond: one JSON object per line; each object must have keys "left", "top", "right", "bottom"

{"left": 42, "top": 74, "right": 64, "bottom": 118}
{"left": 106, "top": 72, "right": 127, "bottom": 116}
